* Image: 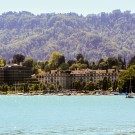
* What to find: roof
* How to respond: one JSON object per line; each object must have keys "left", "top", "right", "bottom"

{"left": 36, "top": 69, "right": 125, "bottom": 76}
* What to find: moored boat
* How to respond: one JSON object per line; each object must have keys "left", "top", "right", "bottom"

{"left": 125, "top": 77, "right": 134, "bottom": 98}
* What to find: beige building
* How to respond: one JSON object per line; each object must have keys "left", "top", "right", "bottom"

{"left": 37, "top": 70, "right": 72, "bottom": 89}
{"left": 36, "top": 69, "right": 123, "bottom": 89}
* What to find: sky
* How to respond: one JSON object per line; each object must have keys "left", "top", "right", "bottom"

{"left": 0, "top": 0, "right": 135, "bottom": 16}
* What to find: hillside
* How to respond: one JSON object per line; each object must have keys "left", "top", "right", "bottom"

{"left": 0, "top": 10, "right": 135, "bottom": 62}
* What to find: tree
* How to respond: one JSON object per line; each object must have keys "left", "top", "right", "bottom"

{"left": 57, "top": 84, "right": 62, "bottom": 91}
{"left": 42, "top": 84, "right": 47, "bottom": 90}
{"left": 118, "top": 56, "right": 126, "bottom": 69}
{"left": 79, "top": 64, "right": 88, "bottom": 69}
{"left": 90, "top": 62, "right": 98, "bottom": 70}
{"left": 59, "top": 63, "right": 69, "bottom": 70}
{"left": 49, "top": 51, "right": 65, "bottom": 69}
{"left": 98, "top": 59, "right": 104, "bottom": 65}
{"left": 73, "top": 80, "right": 81, "bottom": 90}
{"left": 76, "top": 53, "right": 84, "bottom": 61}
{"left": 0, "top": 58, "right": 6, "bottom": 67}
{"left": 84, "top": 82, "right": 95, "bottom": 91}
{"left": 128, "top": 56, "right": 135, "bottom": 67}
{"left": 12, "top": 54, "right": 25, "bottom": 64}
{"left": 0, "top": 84, "right": 9, "bottom": 93}
{"left": 49, "top": 84, "right": 55, "bottom": 91}
{"left": 112, "top": 80, "right": 118, "bottom": 91}
{"left": 37, "top": 61, "right": 48, "bottom": 71}
{"left": 98, "top": 61, "right": 108, "bottom": 70}
{"left": 33, "top": 84, "right": 40, "bottom": 92}
{"left": 67, "top": 60, "right": 76, "bottom": 66}
{"left": 23, "top": 57, "right": 37, "bottom": 74}
{"left": 23, "top": 57, "right": 35, "bottom": 68}
{"left": 78, "top": 58, "right": 84, "bottom": 64}
{"left": 107, "top": 57, "right": 118, "bottom": 69}
{"left": 97, "top": 80, "right": 103, "bottom": 90}
{"left": 24, "top": 83, "right": 29, "bottom": 93}
{"left": 58, "top": 55, "right": 65, "bottom": 66}
{"left": 45, "top": 64, "right": 51, "bottom": 72}
{"left": 83, "top": 60, "right": 89, "bottom": 67}
{"left": 73, "top": 79, "right": 85, "bottom": 90}
{"left": 102, "top": 77, "right": 108, "bottom": 90}
{"left": 69, "top": 63, "right": 78, "bottom": 70}
{"left": 118, "top": 65, "right": 135, "bottom": 92}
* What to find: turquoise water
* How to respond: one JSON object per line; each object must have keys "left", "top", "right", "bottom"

{"left": 0, "top": 95, "right": 135, "bottom": 135}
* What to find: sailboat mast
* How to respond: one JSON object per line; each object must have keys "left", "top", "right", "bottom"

{"left": 129, "top": 76, "right": 132, "bottom": 93}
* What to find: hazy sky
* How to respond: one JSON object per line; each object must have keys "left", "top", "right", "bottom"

{"left": 0, "top": 0, "right": 135, "bottom": 15}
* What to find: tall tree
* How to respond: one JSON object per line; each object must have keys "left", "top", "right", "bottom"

{"left": 119, "top": 65, "right": 135, "bottom": 92}
{"left": 67, "top": 60, "right": 76, "bottom": 66}
{"left": 107, "top": 57, "right": 118, "bottom": 69}
{"left": 23, "top": 57, "right": 37, "bottom": 74}
{"left": 128, "top": 56, "right": 135, "bottom": 67}
{"left": 49, "top": 51, "right": 65, "bottom": 69}
{"left": 13, "top": 54, "right": 25, "bottom": 64}
{"left": 76, "top": 53, "right": 84, "bottom": 61}
{"left": 102, "top": 77, "right": 109, "bottom": 90}
{"left": 23, "top": 57, "right": 35, "bottom": 68}
{"left": 0, "top": 58, "right": 6, "bottom": 67}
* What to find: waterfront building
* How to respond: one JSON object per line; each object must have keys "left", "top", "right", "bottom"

{"left": 36, "top": 69, "right": 123, "bottom": 89}
{"left": 4, "top": 64, "right": 32, "bottom": 85}
{"left": 36, "top": 70, "right": 72, "bottom": 89}
{"left": 0, "top": 68, "right": 4, "bottom": 84}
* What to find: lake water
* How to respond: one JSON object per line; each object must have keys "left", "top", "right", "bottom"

{"left": 0, "top": 95, "right": 135, "bottom": 135}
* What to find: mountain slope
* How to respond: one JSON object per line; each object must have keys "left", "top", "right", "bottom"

{"left": 0, "top": 10, "right": 135, "bottom": 62}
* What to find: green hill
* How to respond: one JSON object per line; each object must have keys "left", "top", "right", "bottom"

{"left": 0, "top": 10, "right": 135, "bottom": 62}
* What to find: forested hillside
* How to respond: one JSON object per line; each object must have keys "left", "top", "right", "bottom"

{"left": 0, "top": 10, "right": 135, "bottom": 62}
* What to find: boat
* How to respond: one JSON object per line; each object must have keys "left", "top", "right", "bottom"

{"left": 17, "top": 92, "right": 23, "bottom": 95}
{"left": 23, "top": 93, "right": 32, "bottom": 96}
{"left": 126, "top": 94, "right": 134, "bottom": 98}
{"left": 126, "top": 77, "right": 134, "bottom": 98}
{"left": 95, "top": 93, "right": 101, "bottom": 96}
{"left": 57, "top": 93, "right": 64, "bottom": 96}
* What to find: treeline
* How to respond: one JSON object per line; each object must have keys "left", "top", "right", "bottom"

{"left": 0, "top": 10, "right": 135, "bottom": 62}
{"left": 0, "top": 52, "right": 135, "bottom": 92}
{"left": 1, "top": 51, "right": 134, "bottom": 73}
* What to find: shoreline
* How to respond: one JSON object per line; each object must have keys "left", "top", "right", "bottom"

{"left": 0, "top": 90, "right": 123, "bottom": 96}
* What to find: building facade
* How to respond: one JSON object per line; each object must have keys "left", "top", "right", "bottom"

{"left": 4, "top": 64, "right": 32, "bottom": 85}
{"left": 0, "top": 68, "right": 4, "bottom": 84}
{"left": 36, "top": 69, "right": 123, "bottom": 89}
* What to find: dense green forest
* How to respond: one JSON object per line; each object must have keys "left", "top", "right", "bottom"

{"left": 0, "top": 10, "right": 135, "bottom": 62}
